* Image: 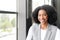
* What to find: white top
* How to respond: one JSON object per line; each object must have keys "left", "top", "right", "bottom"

{"left": 39, "top": 24, "right": 48, "bottom": 40}
{"left": 41, "top": 29, "right": 47, "bottom": 40}
{"left": 26, "top": 23, "right": 60, "bottom": 40}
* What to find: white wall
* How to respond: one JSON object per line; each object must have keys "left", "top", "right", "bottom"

{"left": 0, "top": 0, "right": 16, "bottom": 12}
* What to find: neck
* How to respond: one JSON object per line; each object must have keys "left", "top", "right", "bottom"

{"left": 40, "top": 22, "right": 48, "bottom": 30}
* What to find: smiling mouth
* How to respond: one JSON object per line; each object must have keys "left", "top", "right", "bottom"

{"left": 40, "top": 19, "right": 46, "bottom": 23}
{"left": 40, "top": 20, "right": 44, "bottom": 22}
{"left": 40, "top": 19, "right": 45, "bottom": 21}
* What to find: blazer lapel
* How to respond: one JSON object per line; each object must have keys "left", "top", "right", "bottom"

{"left": 44, "top": 24, "right": 52, "bottom": 40}
{"left": 38, "top": 24, "right": 41, "bottom": 40}
{"left": 44, "top": 24, "right": 57, "bottom": 40}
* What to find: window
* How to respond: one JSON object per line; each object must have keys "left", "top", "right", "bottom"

{"left": 0, "top": 11, "right": 17, "bottom": 40}
{"left": 32, "top": 0, "right": 52, "bottom": 11}
{"left": 0, "top": 0, "right": 16, "bottom": 12}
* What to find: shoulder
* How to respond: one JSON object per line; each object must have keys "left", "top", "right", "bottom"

{"left": 50, "top": 24, "right": 60, "bottom": 39}
{"left": 49, "top": 24, "right": 58, "bottom": 30}
{"left": 48, "top": 24, "right": 60, "bottom": 33}
{"left": 29, "top": 23, "right": 39, "bottom": 32}
{"left": 48, "top": 24, "right": 60, "bottom": 40}
{"left": 48, "top": 24, "right": 59, "bottom": 32}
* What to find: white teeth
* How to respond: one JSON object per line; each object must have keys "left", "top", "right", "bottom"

{"left": 41, "top": 20, "right": 44, "bottom": 21}
{"left": 40, "top": 20, "right": 44, "bottom": 22}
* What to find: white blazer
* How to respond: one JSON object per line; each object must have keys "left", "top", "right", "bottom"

{"left": 26, "top": 23, "right": 60, "bottom": 40}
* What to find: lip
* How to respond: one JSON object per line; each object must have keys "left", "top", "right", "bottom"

{"left": 40, "top": 19, "right": 45, "bottom": 22}
{"left": 40, "top": 20, "right": 44, "bottom": 22}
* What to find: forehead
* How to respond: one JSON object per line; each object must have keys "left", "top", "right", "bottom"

{"left": 38, "top": 9, "right": 47, "bottom": 14}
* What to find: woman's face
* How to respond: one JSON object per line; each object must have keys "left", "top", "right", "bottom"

{"left": 38, "top": 9, "right": 48, "bottom": 24}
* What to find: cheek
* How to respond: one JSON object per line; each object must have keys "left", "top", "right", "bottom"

{"left": 38, "top": 16, "right": 42, "bottom": 22}
{"left": 38, "top": 16, "right": 40, "bottom": 20}
{"left": 45, "top": 16, "right": 48, "bottom": 20}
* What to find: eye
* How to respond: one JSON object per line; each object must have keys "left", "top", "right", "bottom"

{"left": 43, "top": 14, "right": 47, "bottom": 16}
{"left": 38, "top": 14, "right": 41, "bottom": 16}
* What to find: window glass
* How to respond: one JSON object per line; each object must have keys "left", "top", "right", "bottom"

{"left": 0, "top": 13, "right": 17, "bottom": 40}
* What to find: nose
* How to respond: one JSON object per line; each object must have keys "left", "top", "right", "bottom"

{"left": 40, "top": 15, "right": 44, "bottom": 19}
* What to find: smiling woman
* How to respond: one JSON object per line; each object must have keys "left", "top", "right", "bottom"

{"left": 26, "top": 5, "right": 60, "bottom": 40}
{"left": 38, "top": 9, "right": 48, "bottom": 29}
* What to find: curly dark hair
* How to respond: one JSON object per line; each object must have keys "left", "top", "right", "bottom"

{"left": 32, "top": 5, "right": 57, "bottom": 25}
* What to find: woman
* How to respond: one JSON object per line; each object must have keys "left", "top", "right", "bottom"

{"left": 26, "top": 5, "right": 60, "bottom": 40}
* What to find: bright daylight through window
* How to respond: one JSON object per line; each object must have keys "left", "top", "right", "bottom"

{"left": 0, "top": 13, "right": 17, "bottom": 40}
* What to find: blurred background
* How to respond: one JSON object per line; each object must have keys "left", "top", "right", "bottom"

{"left": 0, "top": 0, "right": 17, "bottom": 40}
{"left": 1, "top": 0, "right": 60, "bottom": 40}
